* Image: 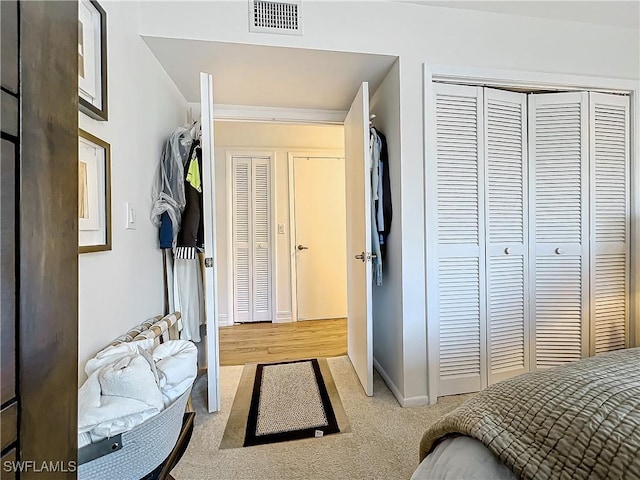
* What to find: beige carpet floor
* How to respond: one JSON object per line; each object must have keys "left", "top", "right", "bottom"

{"left": 173, "top": 356, "right": 470, "bottom": 480}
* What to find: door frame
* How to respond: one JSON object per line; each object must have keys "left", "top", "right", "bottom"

{"left": 225, "top": 149, "right": 277, "bottom": 325}
{"left": 287, "top": 149, "right": 346, "bottom": 322}
{"left": 423, "top": 64, "right": 640, "bottom": 404}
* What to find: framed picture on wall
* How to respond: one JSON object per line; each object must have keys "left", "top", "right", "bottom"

{"left": 78, "top": 0, "right": 108, "bottom": 121}
{"left": 79, "top": 130, "right": 111, "bottom": 253}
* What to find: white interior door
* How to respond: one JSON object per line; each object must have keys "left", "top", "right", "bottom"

{"left": 529, "top": 91, "right": 589, "bottom": 369}
{"left": 484, "top": 88, "right": 530, "bottom": 385}
{"left": 293, "top": 156, "right": 348, "bottom": 320}
{"left": 200, "top": 72, "right": 220, "bottom": 413}
{"left": 433, "top": 83, "right": 486, "bottom": 396}
{"left": 589, "top": 92, "right": 630, "bottom": 355}
{"left": 345, "top": 82, "right": 373, "bottom": 396}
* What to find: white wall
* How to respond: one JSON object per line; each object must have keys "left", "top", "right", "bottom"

{"left": 139, "top": 0, "right": 640, "bottom": 404}
{"left": 370, "top": 60, "right": 407, "bottom": 401}
{"left": 78, "top": 1, "right": 188, "bottom": 381}
{"left": 213, "top": 121, "right": 344, "bottom": 324}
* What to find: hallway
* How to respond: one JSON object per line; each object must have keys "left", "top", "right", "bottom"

{"left": 219, "top": 318, "right": 347, "bottom": 366}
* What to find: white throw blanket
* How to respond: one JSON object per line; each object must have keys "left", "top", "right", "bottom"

{"left": 154, "top": 340, "right": 199, "bottom": 407}
{"left": 78, "top": 340, "right": 197, "bottom": 447}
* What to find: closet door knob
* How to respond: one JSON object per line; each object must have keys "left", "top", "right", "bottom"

{"left": 555, "top": 248, "right": 563, "bottom": 255}
{"left": 504, "top": 248, "right": 511, "bottom": 255}
{"left": 297, "top": 244, "right": 309, "bottom": 251}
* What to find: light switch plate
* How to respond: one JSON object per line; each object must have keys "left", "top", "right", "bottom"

{"left": 278, "top": 223, "right": 285, "bottom": 234}
{"left": 125, "top": 202, "right": 137, "bottom": 230}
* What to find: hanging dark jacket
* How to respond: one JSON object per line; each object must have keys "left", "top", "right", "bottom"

{"left": 378, "top": 131, "right": 392, "bottom": 237}
{"left": 177, "top": 142, "right": 204, "bottom": 248}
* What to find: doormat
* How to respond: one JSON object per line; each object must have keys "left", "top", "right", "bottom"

{"left": 220, "top": 358, "right": 350, "bottom": 449}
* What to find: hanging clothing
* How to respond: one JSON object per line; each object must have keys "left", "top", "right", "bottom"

{"left": 377, "top": 130, "right": 392, "bottom": 257}
{"left": 152, "top": 122, "right": 206, "bottom": 344}
{"left": 177, "top": 141, "right": 204, "bottom": 248}
{"left": 369, "top": 126, "right": 392, "bottom": 286}
{"left": 173, "top": 247, "right": 204, "bottom": 342}
{"left": 151, "top": 126, "right": 197, "bottom": 248}
{"left": 186, "top": 156, "right": 202, "bottom": 193}
{"left": 173, "top": 135, "right": 205, "bottom": 342}
{"left": 371, "top": 197, "right": 383, "bottom": 286}
{"left": 370, "top": 127, "right": 383, "bottom": 286}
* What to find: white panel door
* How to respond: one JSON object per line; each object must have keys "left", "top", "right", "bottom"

{"left": 345, "top": 82, "right": 373, "bottom": 396}
{"left": 529, "top": 92, "right": 589, "bottom": 369}
{"left": 483, "top": 88, "right": 529, "bottom": 384}
{"left": 589, "top": 93, "right": 630, "bottom": 355}
{"left": 293, "top": 156, "right": 348, "bottom": 321}
{"left": 200, "top": 72, "right": 220, "bottom": 413}
{"left": 434, "top": 83, "right": 486, "bottom": 395}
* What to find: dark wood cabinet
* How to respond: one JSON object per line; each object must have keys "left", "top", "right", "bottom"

{"left": 1, "top": 2, "right": 79, "bottom": 478}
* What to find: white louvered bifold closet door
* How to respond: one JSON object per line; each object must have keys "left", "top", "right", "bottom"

{"left": 434, "top": 83, "right": 487, "bottom": 395}
{"left": 233, "top": 158, "right": 252, "bottom": 322}
{"left": 529, "top": 92, "right": 589, "bottom": 369}
{"left": 589, "top": 93, "right": 630, "bottom": 355}
{"left": 484, "top": 88, "right": 530, "bottom": 384}
{"left": 232, "top": 156, "right": 272, "bottom": 323}
{"left": 252, "top": 159, "right": 272, "bottom": 321}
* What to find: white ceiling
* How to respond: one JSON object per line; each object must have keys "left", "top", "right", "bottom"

{"left": 405, "top": 1, "right": 640, "bottom": 30}
{"left": 143, "top": 37, "right": 398, "bottom": 110}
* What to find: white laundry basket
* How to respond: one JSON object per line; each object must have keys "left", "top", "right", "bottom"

{"left": 78, "top": 388, "right": 191, "bottom": 480}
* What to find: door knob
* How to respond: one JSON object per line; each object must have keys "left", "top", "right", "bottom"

{"left": 504, "top": 248, "right": 511, "bottom": 255}
{"left": 555, "top": 248, "right": 563, "bottom": 255}
{"left": 297, "top": 244, "right": 309, "bottom": 251}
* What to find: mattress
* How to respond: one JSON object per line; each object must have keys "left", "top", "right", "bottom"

{"left": 411, "top": 436, "right": 516, "bottom": 480}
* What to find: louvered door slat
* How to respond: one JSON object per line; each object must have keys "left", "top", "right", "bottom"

{"left": 590, "top": 93, "right": 629, "bottom": 355}
{"left": 233, "top": 159, "right": 252, "bottom": 321}
{"left": 434, "top": 83, "right": 485, "bottom": 395}
{"left": 484, "top": 88, "right": 528, "bottom": 384}
{"left": 529, "top": 92, "right": 589, "bottom": 369}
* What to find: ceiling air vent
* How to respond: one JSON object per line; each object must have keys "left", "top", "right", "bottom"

{"left": 249, "top": 0, "right": 303, "bottom": 35}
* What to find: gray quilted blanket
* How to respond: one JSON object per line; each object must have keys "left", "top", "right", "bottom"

{"left": 419, "top": 348, "right": 640, "bottom": 479}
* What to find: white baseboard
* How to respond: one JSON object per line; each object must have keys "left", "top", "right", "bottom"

{"left": 401, "top": 394, "right": 431, "bottom": 407}
{"left": 274, "top": 312, "right": 293, "bottom": 323}
{"left": 218, "top": 314, "right": 232, "bottom": 327}
{"left": 373, "top": 357, "right": 430, "bottom": 407}
{"left": 373, "top": 357, "right": 404, "bottom": 406}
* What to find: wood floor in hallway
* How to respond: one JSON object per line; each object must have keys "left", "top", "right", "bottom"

{"left": 219, "top": 318, "right": 347, "bottom": 366}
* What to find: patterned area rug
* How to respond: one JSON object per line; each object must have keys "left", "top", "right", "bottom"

{"left": 220, "top": 358, "right": 350, "bottom": 449}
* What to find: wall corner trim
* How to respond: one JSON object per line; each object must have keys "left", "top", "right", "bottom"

{"left": 373, "top": 357, "right": 430, "bottom": 407}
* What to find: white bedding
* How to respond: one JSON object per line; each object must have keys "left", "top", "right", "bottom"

{"left": 411, "top": 436, "right": 516, "bottom": 480}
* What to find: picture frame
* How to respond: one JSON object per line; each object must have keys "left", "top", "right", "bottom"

{"left": 78, "top": 0, "right": 108, "bottom": 121}
{"left": 79, "top": 130, "right": 111, "bottom": 253}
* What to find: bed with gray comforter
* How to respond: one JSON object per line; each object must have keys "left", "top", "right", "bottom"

{"left": 414, "top": 348, "right": 640, "bottom": 480}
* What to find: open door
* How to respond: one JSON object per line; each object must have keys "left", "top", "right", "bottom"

{"left": 345, "top": 82, "right": 373, "bottom": 396}
{"left": 200, "top": 72, "right": 221, "bottom": 412}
